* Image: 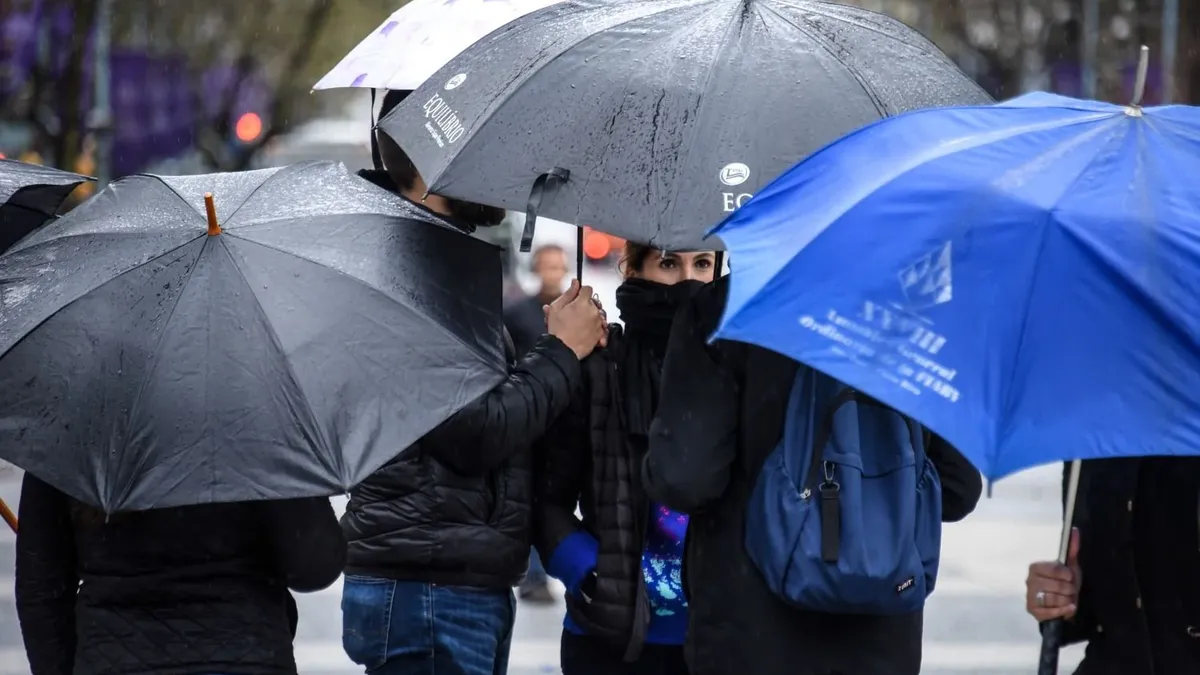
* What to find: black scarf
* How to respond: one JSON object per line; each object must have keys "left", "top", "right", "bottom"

{"left": 615, "top": 278, "right": 705, "bottom": 437}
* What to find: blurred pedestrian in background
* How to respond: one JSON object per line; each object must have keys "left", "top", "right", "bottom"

{"left": 505, "top": 243, "right": 572, "bottom": 605}
{"left": 1025, "top": 457, "right": 1200, "bottom": 675}
{"left": 15, "top": 473, "right": 345, "bottom": 675}
{"left": 506, "top": 244, "right": 570, "bottom": 358}
{"left": 340, "top": 89, "right": 607, "bottom": 675}
{"left": 535, "top": 243, "right": 715, "bottom": 674}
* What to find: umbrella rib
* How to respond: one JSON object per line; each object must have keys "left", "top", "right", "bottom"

{"left": 656, "top": 0, "right": 761, "bottom": 246}
{"left": 756, "top": 3, "right": 885, "bottom": 116}
{"left": 775, "top": 2, "right": 948, "bottom": 61}
{"left": 996, "top": 124, "right": 1127, "bottom": 437}
{"left": 217, "top": 238, "right": 342, "bottom": 483}
{"left": 218, "top": 162, "right": 313, "bottom": 229}
{"left": 225, "top": 233, "right": 506, "bottom": 371}
{"left": 83, "top": 236, "right": 207, "bottom": 511}
{"left": 423, "top": 0, "right": 712, "bottom": 193}
{"left": 142, "top": 174, "right": 212, "bottom": 225}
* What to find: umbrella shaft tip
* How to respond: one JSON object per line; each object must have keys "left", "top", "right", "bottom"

{"left": 203, "top": 192, "right": 221, "bottom": 236}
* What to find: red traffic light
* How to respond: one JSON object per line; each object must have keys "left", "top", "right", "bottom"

{"left": 235, "top": 112, "right": 264, "bottom": 143}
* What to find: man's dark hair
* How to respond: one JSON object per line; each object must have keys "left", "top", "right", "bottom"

{"left": 376, "top": 89, "right": 420, "bottom": 192}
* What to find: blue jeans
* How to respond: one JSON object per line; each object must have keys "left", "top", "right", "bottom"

{"left": 341, "top": 576, "right": 516, "bottom": 675}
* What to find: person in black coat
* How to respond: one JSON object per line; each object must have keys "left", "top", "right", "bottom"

{"left": 535, "top": 243, "right": 716, "bottom": 675}
{"left": 1025, "top": 457, "right": 1200, "bottom": 675}
{"left": 15, "top": 473, "right": 345, "bottom": 675}
{"left": 641, "top": 275, "right": 984, "bottom": 675}
{"left": 341, "top": 89, "right": 608, "bottom": 675}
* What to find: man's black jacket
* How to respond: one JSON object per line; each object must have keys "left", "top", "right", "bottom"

{"left": 341, "top": 170, "right": 583, "bottom": 588}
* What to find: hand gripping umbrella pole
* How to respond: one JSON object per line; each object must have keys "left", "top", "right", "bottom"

{"left": 1037, "top": 458, "right": 1083, "bottom": 675}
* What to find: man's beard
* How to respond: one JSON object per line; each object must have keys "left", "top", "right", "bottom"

{"left": 445, "top": 198, "right": 506, "bottom": 228}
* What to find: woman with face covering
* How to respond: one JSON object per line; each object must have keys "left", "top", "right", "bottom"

{"left": 534, "top": 243, "right": 716, "bottom": 675}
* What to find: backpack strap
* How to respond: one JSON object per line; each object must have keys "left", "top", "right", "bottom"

{"left": 806, "top": 388, "right": 927, "bottom": 563}
{"left": 807, "top": 388, "right": 858, "bottom": 563}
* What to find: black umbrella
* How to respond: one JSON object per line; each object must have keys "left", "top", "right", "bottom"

{"left": 0, "top": 160, "right": 506, "bottom": 512}
{"left": 0, "top": 158, "right": 93, "bottom": 253}
{"left": 379, "top": 0, "right": 992, "bottom": 252}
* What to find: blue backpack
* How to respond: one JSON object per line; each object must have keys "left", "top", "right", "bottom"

{"left": 745, "top": 368, "right": 942, "bottom": 615}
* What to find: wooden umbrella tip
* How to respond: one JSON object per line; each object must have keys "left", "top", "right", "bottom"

{"left": 204, "top": 192, "right": 221, "bottom": 236}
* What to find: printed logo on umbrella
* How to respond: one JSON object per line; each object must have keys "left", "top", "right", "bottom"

{"left": 898, "top": 241, "right": 954, "bottom": 309}
{"left": 445, "top": 73, "right": 467, "bottom": 90}
{"left": 719, "top": 162, "right": 750, "bottom": 186}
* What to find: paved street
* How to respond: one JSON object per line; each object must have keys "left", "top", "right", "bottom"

{"left": 0, "top": 463, "right": 1084, "bottom": 674}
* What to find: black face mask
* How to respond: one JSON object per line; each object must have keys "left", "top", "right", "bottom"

{"left": 445, "top": 198, "right": 506, "bottom": 228}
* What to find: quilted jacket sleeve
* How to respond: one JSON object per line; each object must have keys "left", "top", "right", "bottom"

{"left": 532, "top": 364, "right": 596, "bottom": 594}
{"left": 15, "top": 473, "right": 78, "bottom": 675}
{"left": 424, "top": 335, "right": 582, "bottom": 476}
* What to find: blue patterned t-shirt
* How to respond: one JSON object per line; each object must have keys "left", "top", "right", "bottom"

{"left": 641, "top": 502, "right": 689, "bottom": 644}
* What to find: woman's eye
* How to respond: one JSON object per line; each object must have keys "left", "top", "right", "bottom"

{"left": 659, "top": 258, "right": 678, "bottom": 269}
{"left": 696, "top": 259, "right": 712, "bottom": 269}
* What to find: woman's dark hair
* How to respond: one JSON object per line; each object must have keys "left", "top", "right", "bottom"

{"left": 619, "top": 241, "right": 657, "bottom": 278}
{"left": 376, "top": 89, "right": 420, "bottom": 192}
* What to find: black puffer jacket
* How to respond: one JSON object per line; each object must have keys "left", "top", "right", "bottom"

{"left": 342, "top": 332, "right": 581, "bottom": 588}
{"left": 16, "top": 473, "right": 345, "bottom": 675}
{"left": 342, "top": 168, "right": 582, "bottom": 588}
{"left": 535, "top": 327, "right": 649, "bottom": 653}
{"left": 535, "top": 278, "right": 701, "bottom": 660}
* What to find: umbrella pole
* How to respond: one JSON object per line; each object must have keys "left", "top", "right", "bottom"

{"left": 0, "top": 498, "right": 17, "bottom": 534}
{"left": 1131, "top": 45, "right": 1151, "bottom": 108}
{"left": 204, "top": 193, "right": 221, "bottom": 235}
{"left": 1037, "top": 458, "right": 1083, "bottom": 675}
{"left": 576, "top": 226, "right": 584, "bottom": 282}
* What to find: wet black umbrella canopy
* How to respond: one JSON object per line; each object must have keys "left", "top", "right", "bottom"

{"left": 0, "top": 158, "right": 94, "bottom": 253}
{"left": 0, "top": 161, "right": 506, "bottom": 512}
{"left": 380, "top": 0, "right": 992, "bottom": 252}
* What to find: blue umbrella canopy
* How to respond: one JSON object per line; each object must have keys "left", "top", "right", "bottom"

{"left": 711, "top": 92, "right": 1200, "bottom": 481}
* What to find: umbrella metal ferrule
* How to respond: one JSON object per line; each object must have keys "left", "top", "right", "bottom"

{"left": 1126, "top": 45, "right": 1151, "bottom": 117}
{"left": 204, "top": 192, "right": 221, "bottom": 236}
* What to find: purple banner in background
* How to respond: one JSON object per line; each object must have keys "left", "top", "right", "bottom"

{"left": 1, "top": 2, "right": 273, "bottom": 175}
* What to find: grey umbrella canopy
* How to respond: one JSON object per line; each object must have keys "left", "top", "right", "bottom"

{"left": 379, "top": 0, "right": 992, "bottom": 251}
{"left": 0, "top": 161, "right": 506, "bottom": 512}
{"left": 0, "top": 159, "right": 93, "bottom": 253}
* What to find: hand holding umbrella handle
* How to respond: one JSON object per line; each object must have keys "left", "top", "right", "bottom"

{"left": 1037, "top": 459, "right": 1083, "bottom": 675}
{"left": 0, "top": 498, "right": 17, "bottom": 534}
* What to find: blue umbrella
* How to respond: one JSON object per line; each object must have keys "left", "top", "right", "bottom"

{"left": 710, "top": 90, "right": 1200, "bottom": 482}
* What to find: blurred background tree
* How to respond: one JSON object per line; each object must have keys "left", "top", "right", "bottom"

{"left": 1, "top": 0, "right": 397, "bottom": 178}
{"left": 854, "top": 0, "right": 1190, "bottom": 103}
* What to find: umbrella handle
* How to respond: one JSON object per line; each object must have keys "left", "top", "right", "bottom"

{"left": 0, "top": 498, "right": 17, "bottom": 534}
{"left": 1037, "top": 619, "right": 1064, "bottom": 675}
{"left": 1036, "top": 459, "right": 1083, "bottom": 675}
